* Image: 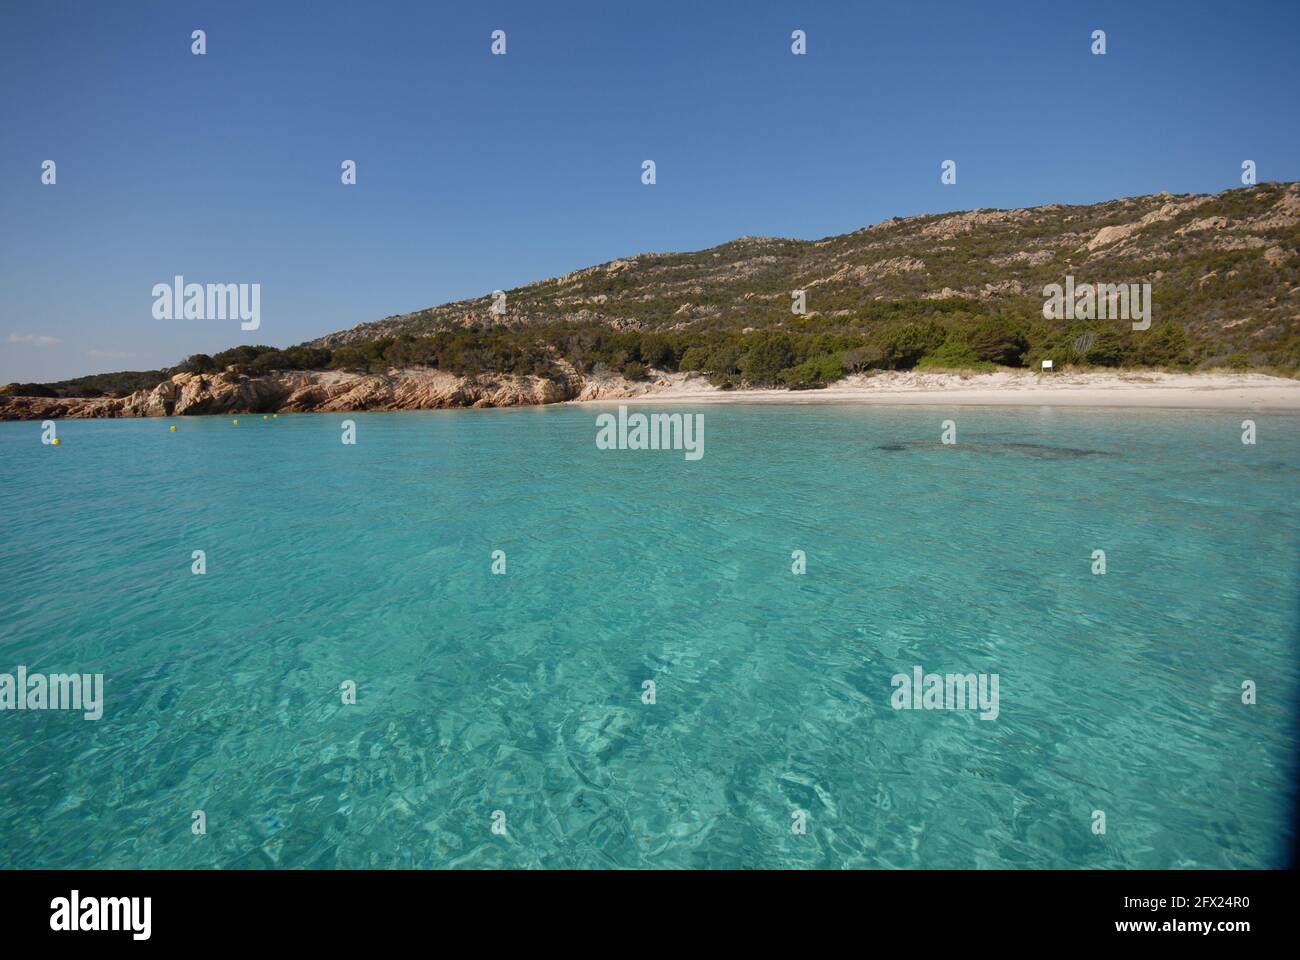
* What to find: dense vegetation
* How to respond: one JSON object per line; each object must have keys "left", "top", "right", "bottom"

{"left": 8, "top": 306, "right": 1239, "bottom": 398}
{"left": 1, "top": 369, "right": 171, "bottom": 399}
{"left": 160, "top": 302, "right": 1197, "bottom": 391}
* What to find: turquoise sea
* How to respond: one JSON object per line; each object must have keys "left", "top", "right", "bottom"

{"left": 0, "top": 404, "right": 1296, "bottom": 869}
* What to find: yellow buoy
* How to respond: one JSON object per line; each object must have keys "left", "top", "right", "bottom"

{"left": 51, "top": 437, "right": 62, "bottom": 446}
{"left": 272, "top": 414, "right": 278, "bottom": 419}
{"left": 232, "top": 418, "right": 240, "bottom": 425}
{"left": 262, "top": 415, "right": 269, "bottom": 421}
{"left": 169, "top": 424, "right": 177, "bottom": 432}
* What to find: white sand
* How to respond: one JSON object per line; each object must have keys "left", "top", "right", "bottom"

{"left": 576, "top": 370, "right": 1300, "bottom": 411}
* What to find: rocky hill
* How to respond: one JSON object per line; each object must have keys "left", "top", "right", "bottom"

{"left": 5, "top": 183, "right": 1298, "bottom": 420}
{"left": 311, "top": 182, "right": 1299, "bottom": 364}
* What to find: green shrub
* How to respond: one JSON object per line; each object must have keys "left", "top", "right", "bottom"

{"left": 679, "top": 346, "right": 712, "bottom": 372}
{"left": 842, "top": 345, "right": 885, "bottom": 373}
{"left": 1085, "top": 330, "right": 1127, "bottom": 367}
{"left": 622, "top": 361, "right": 647, "bottom": 381}
{"left": 917, "top": 342, "right": 995, "bottom": 371}
{"left": 1132, "top": 322, "right": 1190, "bottom": 367}
{"left": 638, "top": 334, "right": 675, "bottom": 369}
{"left": 177, "top": 353, "right": 218, "bottom": 374}
{"left": 780, "top": 352, "right": 846, "bottom": 386}
{"left": 968, "top": 318, "right": 1028, "bottom": 366}
{"left": 740, "top": 332, "right": 796, "bottom": 383}
{"left": 881, "top": 322, "right": 946, "bottom": 369}
{"left": 708, "top": 343, "right": 743, "bottom": 376}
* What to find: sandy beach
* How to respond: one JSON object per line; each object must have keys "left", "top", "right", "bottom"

{"left": 577, "top": 370, "right": 1300, "bottom": 411}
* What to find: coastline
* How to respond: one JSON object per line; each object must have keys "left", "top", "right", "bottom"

{"left": 4, "top": 368, "right": 1299, "bottom": 420}
{"left": 579, "top": 370, "right": 1300, "bottom": 412}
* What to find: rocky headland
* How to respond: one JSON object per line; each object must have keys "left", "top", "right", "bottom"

{"left": 0, "top": 365, "right": 669, "bottom": 420}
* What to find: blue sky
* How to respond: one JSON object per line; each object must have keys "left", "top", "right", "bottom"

{"left": 2, "top": 0, "right": 1297, "bottom": 382}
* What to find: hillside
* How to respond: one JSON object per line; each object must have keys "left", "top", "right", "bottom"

{"left": 309, "top": 181, "right": 1300, "bottom": 369}
{"left": 5, "top": 182, "right": 1299, "bottom": 417}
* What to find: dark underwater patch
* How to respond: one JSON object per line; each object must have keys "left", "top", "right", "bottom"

{"left": 876, "top": 440, "right": 1111, "bottom": 459}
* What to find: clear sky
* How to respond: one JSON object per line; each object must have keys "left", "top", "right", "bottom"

{"left": 2, "top": 0, "right": 1297, "bottom": 382}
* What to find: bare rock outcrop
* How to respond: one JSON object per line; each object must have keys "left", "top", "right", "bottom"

{"left": 0, "top": 367, "right": 585, "bottom": 421}
{"left": 1087, "top": 196, "right": 1214, "bottom": 250}
{"left": 1263, "top": 245, "right": 1293, "bottom": 267}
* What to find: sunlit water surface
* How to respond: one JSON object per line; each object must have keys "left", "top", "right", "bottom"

{"left": 0, "top": 404, "right": 1296, "bottom": 868}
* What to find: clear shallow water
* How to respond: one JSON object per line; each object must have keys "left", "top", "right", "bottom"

{"left": 0, "top": 404, "right": 1296, "bottom": 869}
